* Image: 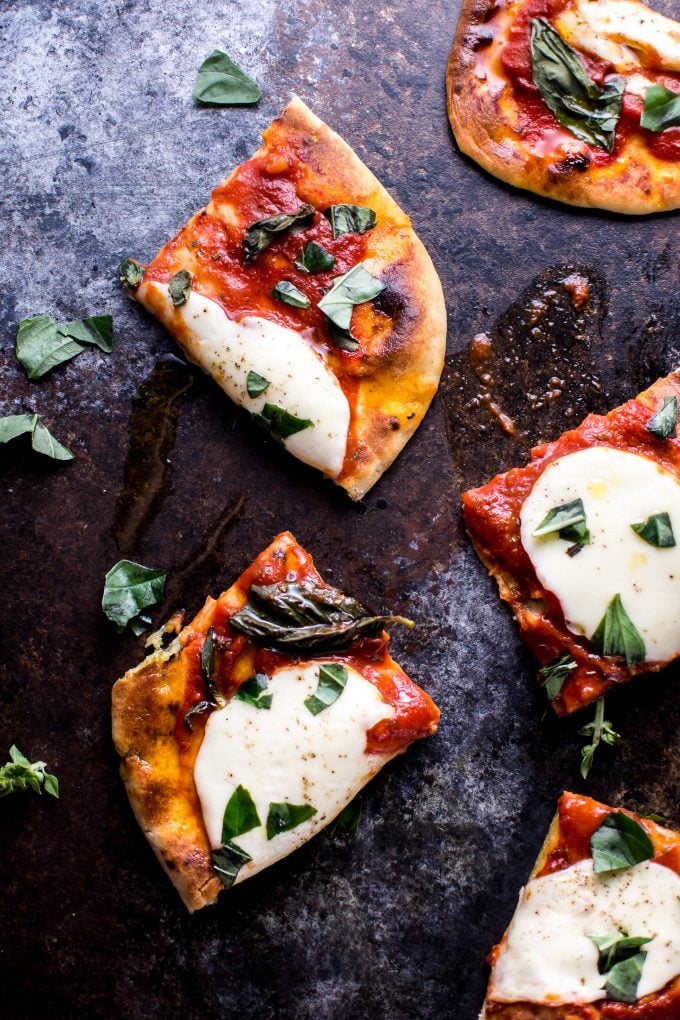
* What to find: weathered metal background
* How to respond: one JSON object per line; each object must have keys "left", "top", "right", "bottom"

{"left": 1, "top": 1, "right": 678, "bottom": 1018}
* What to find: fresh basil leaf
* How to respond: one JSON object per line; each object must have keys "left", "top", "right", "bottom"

{"left": 328, "top": 798, "right": 362, "bottom": 845}
{"left": 297, "top": 241, "right": 335, "bottom": 274}
{"left": 252, "top": 402, "right": 314, "bottom": 440}
{"left": 590, "top": 932, "right": 653, "bottom": 975}
{"left": 221, "top": 784, "right": 261, "bottom": 842}
{"left": 533, "top": 498, "right": 587, "bottom": 538}
{"left": 183, "top": 700, "right": 212, "bottom": 731}
{"left": 235, "top": 673, "right": 272, "bottom": 710}
{"left": 591, "top": 811, "right": 654, "bottom": 873}
{"left": 119, "top": 258, "right": 145, "bottom": 288}
{"left": 641, "top": 84, "right": 680, "bottom": 132}
{"left": 243, "top": 205, "right": 315, "bottom": 264}
{"left": 168, "top": 270, "right": 192, "bottom": 307}
{"left": 538, "top": 654, "right": 576, "bottom": 701}
{"left": 304, "top": 663, "right": 348, "bottom": 715}
{"left": 631, "top": 512, "right": 675, "bottom": 548}
{"left": 16, "top": 313, "right": 113, "bottom": 378}
{"left": 646, "top": 395, "right": 677, "bottom": 439}
{"left": 560, "top": 519, "right": 591, "bottom": 550}
{"left": 0, "top": 744, "right": 59, "bottom": 800}
{"left": 212, "top": 841, "right": 252, "bottom": 888}
{"left": 591, "top": 594, "right": 645, "bottom": 665}
{"left": 0, "top": 413, "right": 73, "bottom": 461}
{"left": 102, "top": 559, "right": 166, "bottom": 632}
{"left": 317, "top": 262, "right": 385, "bottom": 347}
{"left": 606, "top": 952, "right": 648, "bottom": 1003}
{"left": 266, "top": 801, "right": 317, "bottom": 840}
{"left": 246, "top": 371, "right": 270, "bottom": 398}
{"left": 0, "top": 413, "right": 38, "bottom": 443}
{"left": 530, "top": 18, "right": 624, "bottom": 152}
{"left": 192, "top": 50, "right": 261, "bottom": 106}
{"left": 272, "top": 280, "right": 310, "bottom": 309}
{"left": 58, "top": 315, "right": 114, "bottom": 353}
{"left": 643, "top": 811, "right": 668, "bottom": 825}
{"left": 580, "top": 697, "right": 619, "bottom": 779}
{"left": 323, "top": 204, "right": 377, "bottom": 239}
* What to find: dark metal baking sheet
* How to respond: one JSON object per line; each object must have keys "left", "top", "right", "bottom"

{"left": 1, "top": 1, "right": 678, "bottom": 1018}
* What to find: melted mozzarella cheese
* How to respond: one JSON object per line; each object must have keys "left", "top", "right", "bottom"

{"left": 491, "top": 858, "right": 680, "bottom": 1004}
{"left": 139, "top": 282, "right": 350, "bottom": 477}
{"left": 556, "top": 0, "right": 680, "bottom": 73}
{"left": 520, "top": 447, "right": 680, "bottom": 662}
{"left": 193, "top": 662, "right": 394, "bottom": 883}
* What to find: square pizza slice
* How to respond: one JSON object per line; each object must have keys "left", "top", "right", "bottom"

{"left": 463, "top": 369, "right": 680, "bottom": 714}
{"left": 483, "top": 792, "right": 680, "bottom": 1018}
{"left": 111, "top": 531, "right": 440, "bottom": 911}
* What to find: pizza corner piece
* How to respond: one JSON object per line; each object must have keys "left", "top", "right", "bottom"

{"left": 481, "top": 791, "right": 680, "bottom": 1018}
{"left": 463, "top": 369, "right": 680, "bottom": 715}
{"left": 120, "top": 96, "right": 447, "bottom": 501}
{"left": 111, "top": 530, "right": 440, "bottom": 912}
{"left": 446, "top": 0, "right": 680, "bottom": 213}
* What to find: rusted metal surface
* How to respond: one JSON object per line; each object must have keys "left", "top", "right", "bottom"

{"left": 1, "top": 1, "right": 679, "bottom": 1018}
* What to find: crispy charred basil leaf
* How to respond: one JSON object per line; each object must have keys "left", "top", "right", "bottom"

{"left": 538, "top": 654, "right": 576, "bottom": 701}
{"left": 192, "top": 50, "right": 261, "bottom": 106}
{"left": 328, "top": 797, "right": 362, "bottom": 845}
{"left": 631, "top": 512, "right": 676, "bottom": 548}
{"left": 304, "top": 663, "right": 348, "bottom": 715}
{"left": 318, "top": 262, "right": 385, "bottom": 350}
{"left": 0, "top": 413, "right": 74, "bottom": 461}
{"left": 297, "top": 240, "right": 335, "bottom": 273}
{"left": 183, "top": 700, "right": 212, "bottom": 731}
{"left": 591, "top": 594, "right": 645, "bottom": 665}
{"left": 229, "top": 581, "right": 413, "bottom": 653}
{"left": 323, "top": 204, "right": 377, "bottom": 239}
{"left": 168, "top": 269, "right": 192, "bottom": 307}
{"left": 580, "top": 698, "right": 620, "bottom": 779}
{"left": 119, "top": 258, "right": 145, "bottom": 288}
{"left": 530, "top": 18, "right": 624, "bottom": 152}
{"left": 641, "top": 84, "right": 680, "bottom": 132}
{"left": 212, "top": 841, "right": 252, "bottom": 888}
{"left": 102, "top": 559, "right": 166, "bottom": 633}
{"left": 235, "top": 674, "right": 272, "bottom": 710}
{"left": 246, "top": 370, "right": 270, "bottom": 398}
{"left": 221, "top": 784, "right": 262, "bottom": 843}
{"left": 243, "top": 205, "right": 315, "bottom": 264}
{"left": 266, "top": 801, "right": 317, "bottom": 840}
{"left": 0, "top": 745, "right": 59, "bottom": 799}
{"left": 16, "top": 313, "right": 113, "bottom": 378}
{"left": 591, "top": 811, "right": 654, "bottom": 873}
{"left": 272, "top": 280, "right": 310, "bottom": 309}
{"left": 252, "top": 402, "right": 314, "bottom": 440}
{"left": 646, "top": 396, "right": 678, "bottom": 439}
{"left": 201, "top": 627, "right": 225, "bottom": 705}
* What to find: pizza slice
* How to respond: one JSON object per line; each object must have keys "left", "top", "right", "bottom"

{"left": 482, "top": 792, "right": 680, "bottom": 1017}
{"left": 120, "top": 97, "right": 446, "bottom": 500}
{"left": 111, "top": 531, "right": 440, "bottom": 911}
{"left": 463, "top": 369, "right": 680, "bottom": 714}
{"left": 447, "top": 0, "right": 680, "bottom": 213}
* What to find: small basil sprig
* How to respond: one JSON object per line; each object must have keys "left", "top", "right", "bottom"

{"left": 246, "top": 371, "right": 270, "bottom": 398}
{"left": 0, "top": 745, "right": 59, "bottom": 799}
{"left": 641, "top": 84, "right": 680, "bottom": 132}
{"left": 212, "top": 842, "right": 252, "bottom": 888}
{"left": 304, "top": 663, "right": 348, "bottom": 715}
{"left": 119, "top": 258, "right": 145, "bottom": 289}
{"left": 243, "top": 205, "right": 315, "bottom": 264}
{"left": 252, "top": 403, "right": 314, "bottom": 441}
{"left": 591, "top": 811, "right": 654, "bottom": 873}
{"left": 235, "top": 674, "right": 272, "bottom": 710}
{"left": 530, "top": 18, "right": 624, "bottom": 152}
{"left": 646, "top": 396, "right": 678, "bottom": 439}
{"left": 102, "top": 559, "right": 166, "bottom": 633}
{"left": 0, "top": 413, "right": 73, "bottom": 461}
{"left": 168, "top": 270, "right": 192, "bottom": 307}
{"left": 328, "top": 797, "right": 362, "bottom": 845}
{"left": 323, "top": 205, "right": 377, "bottom": 239}
{"left": 296, "top": 241, "right": 335, "bottom": 273}
{"left": 590, "top": 932, "right": 652, "bottom": 1004}
{"left": 532, "top": 498, "right": 590, "bottom": 549}
{"left": 580, "top": 698, "right": 619, "bottom": 779}
{"left": 16, "top": 313, "right": 113, "bottom": 379}
{"left": 266, "top": 801, "right": 317, "bottom": 840}
{"left": 631, "top": 512, "right": 675, "bottom": 548}
{"left": 318, "top": 262, "right": 385, "bottom": 351}
{"left": 591, "top": 594, "right": 645, "bottom": 665}
{"left": 272, "top": 280, "right": 310, "bottom": 309}
{"left": 538, "top": 654, "right": 576, "bottom": 701}
{"left": 192, "top": 50, "right": 261, "bottom": 106}
{"left": 221, "top": 785, "right": 261, "bottom": 843}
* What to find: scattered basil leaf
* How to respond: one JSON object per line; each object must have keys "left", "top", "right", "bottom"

{"left": 643, "top": 811, "right": 668, "bottom": 825}
{"left": 606, "top": 953, "right": 648, "bottom": 1003}
{"left": 328, "top": 798, "right": 362, "bottom": 845}
{"left": 130, "top": 613, "right": 152, "bottom": 637}
{"left": 590, "top": 932, "right": 653, "bottom": 975}
{"left": 252, "top": 402, "right": 314, "bottom": 440}
{"left": 16, "top": 313, "right": 113, "bottom": 378}
{"left": 58, "top": 315, "right": 113, "bottom": 353}
{"left": 230, "top": 581, "right": 414, "bottom": 653}
{"left": 318, "top": 262, "right": 385, "bottom": 349}
{"left": 323, "top": 205, "right": 377, "bottom": 239}
{"left": 0, "top": 413, "right": 37, "bottom": 443}
{"left": 533, "top": 498, "right": 587, "bottom": 539}
{"left": 192, "top": 50, "right": 261, "bottom": 107}
{"left": 272, "top": 280, "right": 310, "bottom": 309}
{"left": 102, "top": 559, "right": 166, "bottom": 633}
{"left": 641, "top": 84, "right": 680, "bottom": 132}
{"left": 212, "top": 841, "right": 252, "bottom": 888}
{"left": 235, "top": 674, "right": 273, "bottom": 710}
{"left": 538, "top": 654, "right": 576, "bottom": 701}
{"left": 243, "top": 205, "right": 315, "bottom": 264}
{"left": 591, "top": 594, "right": 645, "bottom": 665}
{"left": 168, "top": 270, "right": 192, "bottom": 307}
{"left": 0, "top": 413, "right": 74, "bottom": 461}
{"left": 646, "top": 395, "right": 677, "bottom": 439}
{"left": 246, "top": 370, "right": 270, "bottom": 398}
{"left": 0, "top": 745, "right": 59, "bottom": 799}
{"left": 266, "top": 801, "right": 317, "bottom": 840}
{"left": 296, "top": 241, "right": 335, "bottom": 273}
{"left": 591, "top": 811, "right": 654, "bottom": 873}
{"left": 183, "top": 700, "right": 212, "bottom": 732}
{"left": 119, "top": 258, "right": 145, "bottom": 288}
{"left": 579, "top": 698, "right": 620, "bottom": 779}
{"left": 631, "top": 511, "right": 676, "bottom": 548}
{"left": 221, "top": 784, "right": 262, "bottom": 843}
{"left": 304, "top": 663, "right": 348, "bottom": 715}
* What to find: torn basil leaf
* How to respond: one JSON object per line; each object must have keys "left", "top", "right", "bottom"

{"left": 297, "top": 241, "right": 335, "bottom": 273}
{"left": 328, "top": 798, "right": 362, "bottom": 845}
{"left": 591, "top": 811, "right": 654, "bottom": 873}
{"left": 252, "top": 402, "right": 314, "bottom": 440}
{"left": 0, "top": 745, "right": 59, "bottom": 800}
{"left": 16, "top": 313, "right": 114, "bottom": 379}
{"left": 641, "top": 84, "right": 680, "bottom": 132}
{"left": 130, "top": 613, "right": 152, "bottom": 637}
{"left": 646, "top": 395, "right": 677, "bottom": 439}
{"left": 272, "top": 280, "right": 310, "bottom": 309}
{"left": 221, "top": 784, "right": 262, "bottom": 843}
{"left": 318, "top": 262, "right": 385, "bottom": 349}
{"left": 323, "top": 204, "right": 377, "bottom": 239}
{"left": 538, "top": 654, "right": 576, "bottom": 701}
{"left": 119, "top": 258, "right": 145, "bottom": 289}
{"left": 606, "top": 952, "right": 648, "bottom": 1004}
{"left": 246, "top": 371, "right": 270, "bottom": 398}
{"left": 631, "top": 512, "right": 675, "bottom": 548}
{"left": 304, "top": 663, "right": 348, "bottom": 715}
{"left": 580, "top": 697, "right": 619, "bottom": 779}
{"left": 266, "top": 801, "right": 317, "bottom": 840}
{"left": 243, "top": 205, "right": 315, "bottom": 264}
{"left": 102, "top": 559, "right": 166, "bottom": 633}
{"left": 530, "top": 18, "right": 624, "bottom": 152}
{"left": 591, "top": 594, "right": 645, "bottom": 665}
{"left": 0, "top": 413, "right": 73, "bottom": 461}
{"left": 192, "top": 50, "right": 261, "bottom": 106}
{"left": 533, "top": 498, "right": 588, "bottom": 540}
{"left": 168, "top": 270, "right": 192, "bottom": 307}
{"left": 590, "top": 932, "right": 653, "bottom": 975}
{"left": 235, "top": 674, "right": 272, "bottom": 710}
{"left": 212, "top": 841, "right": 252, "bottom": 888}
{"left": 184, "top": 700, "right": 212, "bottom": 731}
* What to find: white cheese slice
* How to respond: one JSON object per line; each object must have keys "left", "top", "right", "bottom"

{"left": 138, "top": 282, "right": 350, "bottom": 478}
{"left": 556, "top": 0, "right": 680, "bottom": 73}
{"left": 490, "top": 858, "right": 680, "bottom": 1004}
{"left": 520, "top": 446, "right": 680, "bottom": 662}
{"left": 193, "top": 662, "right": 395, "bottom": 883}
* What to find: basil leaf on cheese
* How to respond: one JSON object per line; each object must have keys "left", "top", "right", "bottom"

{"left": 221, "top": 784, "right": 261, "bottom": 843}
{"left": 252, "top": 402, "right": 314, "bottom": 440}
{"left": 272, "top": 280, "right": 310, "bottom": 309}
{"left": 243, "top": 205, "right": 315, "bottom": 264}
{"left": 646, "top": 395, "right": 677, "bottom": 439}
{"left": 533, "top": 498, "right": 587, "bottom": 539}
{"left": 266, "top": 801, "right": 317, "bottom": 840}
{"left": 641, "top": 84, "right": 680, "bottom": 132}
{"left": 168, "top": 270, "right": 192, "bottom": 307}
{"left": 235, "top": 674, "right": 272, "bottom": 710}
{"left": 192, "top": 50, "right": 261, "bottom": 106}
{"left": 591, "top": 594, "right": 645, "bottom": 665}
{"left": 606, "top": 952, "right": 649, "bottom": 1004}
{"left": 304, "top": 663, "right": 348, "bottom": 715}
{"left": 16, "top": 313, "right": 113, "bottom": 378}
{"left": 538, "top": 654, "right": 576, "bottom": 701}
{"left": 590, "top": 932, "right": 653, "bottom": 975}
{"left": 328, "top": 797, "right": 362, "bottom": 845}
{"left": 323, "top": 204, "right": 377, "bottom": 239}
{"left": 297, "top": 241, "right": 335, "bottom": 273}
{"left": 183, "top": 700, "right": 212, "bottom": 732}
{"left": 530, "top": 18, "right": 624, "bottom": 152}
{"left": 318, "top": 262, "right": 385, "bottom": 350}
{"left": 246, "top": 370, "right": 270, "bottom": 398}
{"left": 102, "top": 559, "right": 166, "bottom": 633}
{"left": 212, "top": 841, "right": 252, "bottom": 888}
{"left": 591, "top": 811, "right": 654, "bottom": 874}
{"left": 631, "top": 512, "right": 675, "bottom": 548}
{"left": 119, "top": 258, "right": 145, "bottom": 288}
